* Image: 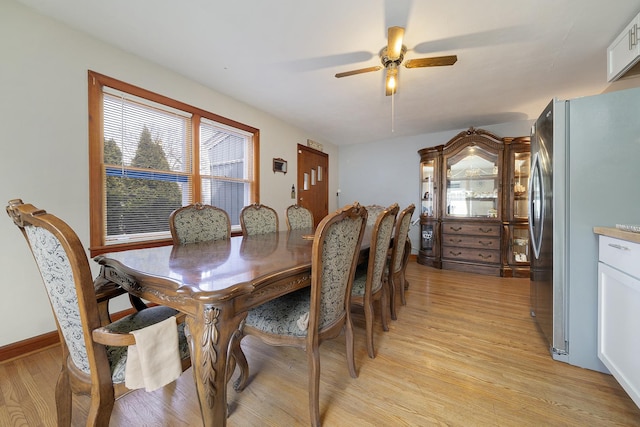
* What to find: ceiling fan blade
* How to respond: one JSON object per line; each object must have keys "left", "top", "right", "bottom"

{"left": 335, "top": 66, "right": 383, "bottom": 78}
{"left": 387, "top": 26, "right": 405, "bottom": 60}
{"left": 385, "top": 67, "right": 398, "bottom": 96}
{"left": 404, "top": 55, "right": 458, "bottom": 69}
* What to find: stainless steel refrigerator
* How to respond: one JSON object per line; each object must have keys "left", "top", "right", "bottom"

{"left": 529, "top": 87, "right": 640, "bottom": 373}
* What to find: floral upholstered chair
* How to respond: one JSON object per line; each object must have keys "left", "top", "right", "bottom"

{"left": 170, "top": 202, "right": 247, "bottom": 385}
{"left": 169, "top": 203, "right": 231, "bottom": 245}
{"left": 236, "top": 203, "right": 367, "bottom": 427}
{"left": 351, "top": 203, "right": 398, "bottom": 358}
{"left": 285, "top": 204, "right": 314, "bottom": 230}
{"left": 6, "top": 199, "right": 191, "bottom": 427}
{"left": 364, "top": 204, "right": 385, "bottom": 226}
{"left": 240, "top": 203, "right": 279, "bottom": 235}
{"left": 389, "top": 203, "right": 415, "bottom": 320}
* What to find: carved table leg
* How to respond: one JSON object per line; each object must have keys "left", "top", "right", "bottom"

{"left": 185, "top": 303, "right": 244, "bottom": 427}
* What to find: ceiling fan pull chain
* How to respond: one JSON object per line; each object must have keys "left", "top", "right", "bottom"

{"left": 391, "top": 91, "right": 395, "bottom": 132}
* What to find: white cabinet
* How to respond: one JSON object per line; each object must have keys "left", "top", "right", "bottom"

{"left": 597, "top": 235, "right": 640, "bottom": 408}
{"left": 607, "top": 13, "right": 640, "bottom": 82}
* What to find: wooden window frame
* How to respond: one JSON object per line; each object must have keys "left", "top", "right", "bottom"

{"left": 88, "top": 70, "right": 260, "bottom": 257}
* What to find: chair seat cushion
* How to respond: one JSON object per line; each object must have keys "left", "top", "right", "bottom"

{"left": 351, "top": 265, "right": 367, "bottom": 297}
{"left": 351, "top": 265, "right": 383, "bottom": 297}
{"left": 103, "top": 305, "right": 190, "bottom": 384}
{"left": 245, "top": 288, "right": 311, "bottom": 337}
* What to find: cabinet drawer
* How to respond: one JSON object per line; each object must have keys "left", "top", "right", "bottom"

{"left": 442, "top": 222, "right": 500, "bottom": 236}
{"left": 442, "top": 234, "right": 500, "bottom": 250}
{"left": 599, "top": 236, "right": 640, "bottom": 280}
{"left": 441, "top": 245, "right": 500, "bottom": 264}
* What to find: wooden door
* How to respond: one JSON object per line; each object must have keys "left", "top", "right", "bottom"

{"left": 297, "top": 144, "right": 328, "bottom": 227}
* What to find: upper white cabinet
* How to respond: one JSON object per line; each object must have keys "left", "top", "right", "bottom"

{"left": 607, "top": 12, "right": 640, "bottom": 82}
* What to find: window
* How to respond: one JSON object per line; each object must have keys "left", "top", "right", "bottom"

{"left": 88, "top": 71, "right": 259, "bottom": 256}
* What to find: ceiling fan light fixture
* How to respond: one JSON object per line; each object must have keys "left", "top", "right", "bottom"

{"left": 385, "top": 65, "right": 398, "bottom": 96}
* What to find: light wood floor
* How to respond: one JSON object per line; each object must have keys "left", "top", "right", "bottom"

{"left": 2, "top": 264, "right": 639, "bottom": 426}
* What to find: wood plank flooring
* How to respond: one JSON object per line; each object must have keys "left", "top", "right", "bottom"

{"left": 1, "top": 263, "right": 639, "bottom": 426}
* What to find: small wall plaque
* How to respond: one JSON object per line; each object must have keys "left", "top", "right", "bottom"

{"left": 273, "top": 158, "right": 287, "bottom": 174}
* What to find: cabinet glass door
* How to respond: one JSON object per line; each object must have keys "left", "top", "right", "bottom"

{"left": 513, "top": 151, "right": 530, "bottom": 220}
{"left": 511, "top": 225, "right": 530, "bottom": 264}
{"left": 421, "top": 158, "right": 436, "bottom": 217}
{"left": 445, "top": 146, "right": 499, "bottom": 218}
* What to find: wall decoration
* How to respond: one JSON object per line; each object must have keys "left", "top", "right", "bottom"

{"left": 307, "top": 139, "right": 323, "bottom": 151}
{"left": 273, "top": 158, "right": 287, "bottom": 174}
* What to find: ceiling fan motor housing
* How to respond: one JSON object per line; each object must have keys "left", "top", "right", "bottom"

{"left": 380, "top": 45, "right": 407, "bottom": 68}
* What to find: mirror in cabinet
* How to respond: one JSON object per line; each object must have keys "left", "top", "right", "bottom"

{"left": 445, "top": 145, "right": 500, "bottom": 219}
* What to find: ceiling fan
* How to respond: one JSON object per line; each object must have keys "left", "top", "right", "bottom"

{"left": 335, "top": 26, "right": 457, "bottom": 96}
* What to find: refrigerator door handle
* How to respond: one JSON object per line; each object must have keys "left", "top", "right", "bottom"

{"left": 529, "top": 152, "right": 544, "bottom": 260}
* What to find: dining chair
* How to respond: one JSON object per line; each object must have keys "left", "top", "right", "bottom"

{"left": 351, "top": 203, "right": 398, "bottom": 358}
{"left": 235, "top": 202, "right": 367, "bottom": 427}
{"left": 401, "top": 238, "right": 412, "bottom": 291}
{"left": 6, "top": 199, "right": 191, "bottom": 427}
{"left": 389, "top": 203, "right": 415, "bottom": 320}
{"left": 169, "top": 202, "right": 247, "bottom": 386}
{"left": 240, "top": 203, "right": 279, "bottom": 235}
{"left": 169, "top": 202, "right": 231, "bottom": 245}
{"left": 285, "top": 204, "right": 314, "bottom": 230}
{"left": 364, "top": 204, "right": 386, "bottom": 226}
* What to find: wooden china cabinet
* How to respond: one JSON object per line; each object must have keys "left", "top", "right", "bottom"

{"left": 417, "top": 128, "right": 530, "bottom": 277}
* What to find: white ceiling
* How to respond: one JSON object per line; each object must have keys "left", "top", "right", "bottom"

{"left": 17, "top": 0, "right": 640, "bottom": 145}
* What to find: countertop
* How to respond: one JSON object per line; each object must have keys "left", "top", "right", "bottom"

{"left": 593, "top": 226, "right": 640, "bottom": 244}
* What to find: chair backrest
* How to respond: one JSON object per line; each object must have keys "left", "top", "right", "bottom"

{"left": 390, "top": 204, "right": 415, "bottom": 274}
{"left": 240, "top": 203, "right": 279, "bottom": 235}
{"left": 308, "top": 203, "right": 367, "bottom": 333}
{"left": 6, "top": 199, "right": 106, "bottom": 378}
{"left": 365, "top": 204, "right": 386, "bottom": 226}
{"left": 366, "top": 204, "right": 399, "bottom": 293}
{"left": 285, "top": 204, "right": 314, "bottom": 230}
{"left": 169, "top": 203, "right": 231, "bottom": 245}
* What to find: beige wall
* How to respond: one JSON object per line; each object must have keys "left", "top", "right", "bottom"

{"left": 0, "top": 0, "right": 338, "bottom": 346}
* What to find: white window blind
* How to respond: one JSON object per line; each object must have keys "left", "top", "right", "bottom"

{"left": 103, "top": 91, "right": 193, "bottom": 244}
{"left": 199, "top": 117, "right": 253, "bottom": 228}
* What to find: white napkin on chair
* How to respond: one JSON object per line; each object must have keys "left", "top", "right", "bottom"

{"left": 296, "top": 312, "right": 309, "bottom": 331}
{"left": 125, "top": 316, "right": 182, "bottom": 392}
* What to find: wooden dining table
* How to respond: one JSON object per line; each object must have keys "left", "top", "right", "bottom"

{"left": 94, "top": 227, "right": 371, "bottom": 427}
